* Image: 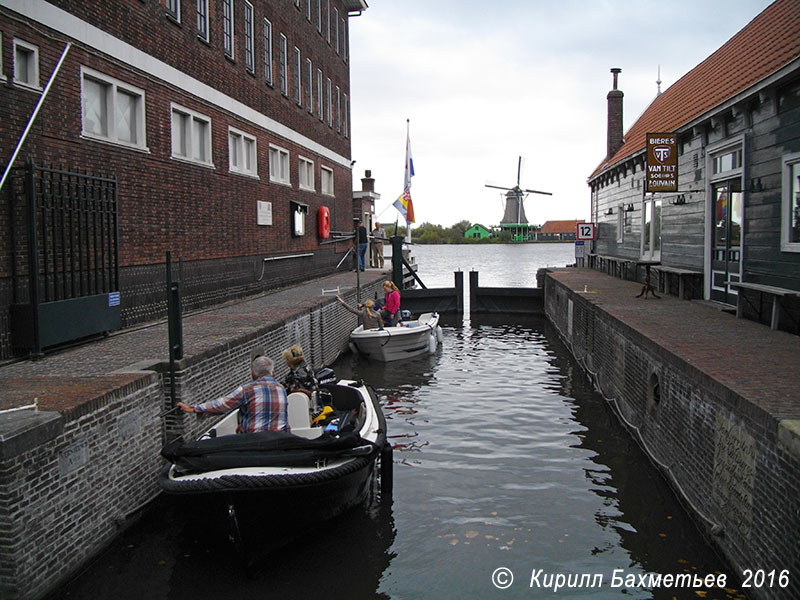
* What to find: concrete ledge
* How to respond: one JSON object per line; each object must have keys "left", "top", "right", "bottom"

{"left": 0, "top": 411, "right": 64, "bottom": 461}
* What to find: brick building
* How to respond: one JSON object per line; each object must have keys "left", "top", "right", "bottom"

{"left": 540, "top": 219, "right": 582, "bottom": 241}
{"left": 588, "top": 0, "right": 800, "bottom": 331}
{"left": 0, "top": 0, "right": 368, "bottom": 358}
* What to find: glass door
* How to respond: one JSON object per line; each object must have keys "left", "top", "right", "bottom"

{"left": 711, "top": 179, "right": 742, "bottom": 304}
{"left": 641, "top": 196, "right": 662, "bottom": 261}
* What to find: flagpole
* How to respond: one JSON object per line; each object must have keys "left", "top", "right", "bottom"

{"left": 405, "top": 119, "right": 412, "bottom": 244}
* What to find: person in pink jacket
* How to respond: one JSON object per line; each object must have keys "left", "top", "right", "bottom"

{"left": 380, "top": 280, "right": 401, "bottom": 326}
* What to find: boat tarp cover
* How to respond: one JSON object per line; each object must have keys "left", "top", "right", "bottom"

{"left": 162, "top": 429, "right": 372, "bottom": 473}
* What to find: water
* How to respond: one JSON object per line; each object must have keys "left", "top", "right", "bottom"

{"left": 54, "top": 245, "right": 743, "bottom": 600}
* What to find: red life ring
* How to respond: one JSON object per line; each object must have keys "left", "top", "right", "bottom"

{"left": 318, "top": 206, "right": 330, "bottom": 239}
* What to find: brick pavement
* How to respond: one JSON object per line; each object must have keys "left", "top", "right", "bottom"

{"left": 0, "top": 269, "right": 387, "bottom": 413}
{"left": 548, "top": 268, "right": 800, "bottom": 420}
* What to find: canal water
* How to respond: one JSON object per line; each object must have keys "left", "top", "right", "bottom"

{"left": 53, "top": 244, "right": 745, "bottom": 600}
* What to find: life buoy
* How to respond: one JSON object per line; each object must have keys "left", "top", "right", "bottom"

{"left": 318, "top": 206, "right": 330, "bottom": 239}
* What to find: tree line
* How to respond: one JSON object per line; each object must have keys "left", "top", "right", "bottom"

{"left": 379, "top": 221, "right": 517, "bottom": 244}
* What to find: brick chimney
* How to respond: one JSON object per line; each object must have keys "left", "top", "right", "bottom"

{"left": 361, "top": 169, "right": 375, "bottom": 192}
{"left": 607, "top": 68, "right": 624, "bottom": 160}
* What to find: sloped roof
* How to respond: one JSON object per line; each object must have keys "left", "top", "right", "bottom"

{"left": 591, "top": 0, "right": 800, "bottom": 179}
{"left": 542, "top": 220, "right": 583, "bottom": 235}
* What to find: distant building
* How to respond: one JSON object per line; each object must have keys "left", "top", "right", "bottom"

{"left": 0, "top": 0, "right": 368, "bottom": 358}
{"left": 464, "top": 224, "right": 492, "bottom": 239}
{"left": 540, "top": 220, "right": 582, "bottom": 241}
{"left": 588, "top": 0, "right": 800, "bottom": 330}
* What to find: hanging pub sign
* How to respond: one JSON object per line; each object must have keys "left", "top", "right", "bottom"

{"left": 646, "top": 132, "right": 678, "bottom": 192}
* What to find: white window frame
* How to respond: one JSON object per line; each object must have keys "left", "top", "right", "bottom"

{"left": 166, "top": 0, "right": 180, "bottom": 22}
{"left": 13, "top": 39, "right": 41, "bottom": 90}
{"left": 263, "top": 19, "right": 273, "bottom": 85}
{"left": 222, "top": 0, "right": 234, "bottom": 59}
{"left": 294, "top": 47, "right": 302, "bottom": 106}
{"left": 326, "top": 0, "right": 331, "bottom": 44}
{"left": 170, "top": 103, "right": 213, "bottom": 167}
{"left": 197, "top": 0, "right": 209, "bottom": 42}
{"left": 269, "top": 144, "right": 291, "bottom": 186}
{"left": 317, "top": 0, "right": 322, "bottom": 33}
{"left": 244, "top": 2, "right": 255, "bottom": 74}
{"left": 321, "top": 165, "right": 334, "bottom": 196}
{"left": 343, "top": 17, "right": 348, "bottom": 63}
{"left": 326, "top": 77, "right": 332, "bottom": 127}
{"left": 343, "top": 93, "right": 349, "bottom": 138}
{"left": 306, "top": 59, "right": 313, "bottom": 114}
{"left": 228, "top": 127, "right": 258, "bottom": 178}
{"left": 336, "top": 86, "right": 341, "bottom": 132}
{"left": 781, "top": 151, "right": 800, "bottom": 253}
{"left": 317, "top": 69, "right": 323, "bottom": 121}
{"left": 334, "top": 8, "right": 340, "bottom": 54}
{"left": 298, "top": 156, "right": 315, "bottom": 191}
{"left": 81, "top": 67, "right": 148, "bottom": 151}
{"left": 306, "top": 0, "right": 312, "bottom": 21}
{"left": 279, "top": 34, "right": 288, "bottom": 96}
{"left": 0, "top": 33, "right": 5, "bottom": 82}
{"left": 617, "top": 203, "right": 624, "bottom": 243}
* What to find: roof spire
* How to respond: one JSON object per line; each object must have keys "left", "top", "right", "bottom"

{"left": 656, "top": 65, "right": 662, "bottom": 96}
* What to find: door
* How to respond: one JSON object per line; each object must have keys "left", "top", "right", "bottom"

{"left": 641, "top": 196, "right": 662, "bottom": 261}
{"left": 710, "top": 179, "right": 742, "bottom": 304}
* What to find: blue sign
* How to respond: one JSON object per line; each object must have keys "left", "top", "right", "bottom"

{"left": 108, "top": 292, "right": 120, "bottom": 307}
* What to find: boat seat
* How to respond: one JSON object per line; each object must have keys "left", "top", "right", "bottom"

{"left": 287, "top": 392, "right": 323, "bottom": 439}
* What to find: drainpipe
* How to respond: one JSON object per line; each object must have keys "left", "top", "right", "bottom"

{"left": 0, "top": 43, "right": 72, "bottom": 194}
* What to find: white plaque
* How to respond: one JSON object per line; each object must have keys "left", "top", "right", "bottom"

{"left": 257, "top": 201, "right": 273, "bottom": 226}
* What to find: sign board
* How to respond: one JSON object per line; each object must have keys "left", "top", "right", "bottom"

{"left": 646, "top": 132, "right": 678, "bottom": 192}
{"left": 257, "top": 201, "right": 273, "bottom": 226}
{"left": 575, "top": 240, "right": 585, "bottom": 258}
{"left": 576, "top": 222, "right": 595, "bottom": 241}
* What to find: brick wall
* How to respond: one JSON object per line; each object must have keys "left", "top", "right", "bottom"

{"left": 544, "top": 274, "right": 800, "bottom": 600}
{"left": 0, "top": 1, "right": 359, "bottom": 357}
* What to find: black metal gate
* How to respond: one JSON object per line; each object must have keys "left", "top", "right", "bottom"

{"left": 10, "top": 159, "right": 120, "bottom": 356}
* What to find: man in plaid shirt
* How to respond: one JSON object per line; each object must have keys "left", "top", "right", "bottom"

{"left": 177, "top": 355, "right": 288, "bottom": 433}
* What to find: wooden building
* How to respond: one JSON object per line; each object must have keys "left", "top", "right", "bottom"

{"left": 540, "top": 220, "right": 582, "bottom": 241}
{"left": 0, "top": 0, "right": 368, "bottom": 358}
{"left": 464, "top": 223, "right": 491, "bottom": 239}
{"left": 588, "top": 0, "right": 800, "bottom": 332}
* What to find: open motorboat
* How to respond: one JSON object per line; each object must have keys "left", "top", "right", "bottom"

{"left": 349, "top": 312, "right": 442, "bottom": 362}
{"left": 159, "top": 378, "right": 391, "bottom": 554}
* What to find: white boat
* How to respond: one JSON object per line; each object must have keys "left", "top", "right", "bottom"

{"left": 350, "top": 312, "right": 442, "bottom": 362}
{"left": 159, "top": 379, "right": 391, "bottom": 556}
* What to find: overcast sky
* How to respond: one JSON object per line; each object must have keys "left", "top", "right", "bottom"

{"left": 348, "top": 0, "right": 774, "bottom": 229}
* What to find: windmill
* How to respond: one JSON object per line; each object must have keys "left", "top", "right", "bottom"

{"left": 485, "top": 157, "right": 552, "bottom": 241}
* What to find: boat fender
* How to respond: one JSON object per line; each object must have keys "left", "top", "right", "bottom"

{"left": 428, "top": 333, "right": 436, "bottom": 354}
{"left": 348, "top": 341, "right": 358, "bottom": 355}
{"left": 436, "top": 325, "right": 443, "bottom": 343}
{"left": 318, "top": 206, "right": 330, "bottom": 239}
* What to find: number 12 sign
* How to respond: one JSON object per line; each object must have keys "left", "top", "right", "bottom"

{"left": 576, "top": 222, "right": 595, "bottom": 241}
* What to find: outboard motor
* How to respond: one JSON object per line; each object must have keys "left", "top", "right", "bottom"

{"left": 400, "top": 309, "right": 413, "bottom": 321}
{"left": 315, "top": 367, "right": 337, "bottom": 385}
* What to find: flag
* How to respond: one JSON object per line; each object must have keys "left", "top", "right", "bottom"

{"left": 393, "top": 124, "right": 415, "bottom": 223}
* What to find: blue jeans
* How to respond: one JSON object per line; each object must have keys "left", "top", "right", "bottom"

{"left": 358, "top": 243, "right": 368, "bottom": 270}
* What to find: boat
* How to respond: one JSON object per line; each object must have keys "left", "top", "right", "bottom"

{"left": 349, "top": 312, "right": 442, "bottom": 362}
{"left": 159, "top": 378, "right": 391, "bottom": 555}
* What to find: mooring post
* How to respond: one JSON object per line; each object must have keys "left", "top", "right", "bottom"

{"left": 455, "top": 271, "right": 464, "bottom": 314}
{"left": 390, "top": 235, "right": 404, "bottom": 290}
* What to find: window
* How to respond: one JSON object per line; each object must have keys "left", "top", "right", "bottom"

{"left": 13, "top": 39, "right": 40, "bottom": 89}
{"left": 166, "top": 0, "right": 180, "bottom": 22}
{"left": 81, "top": 67, "right": 147, "bottom": 149}
{"left": 294, "top": 48, "right": 302, "bottom": 106}
{"left": 244, "top": 2, "right": 255, "bottom": 73}
{"left": 713, "top": 149, "right": 742, "bottom": 174}
{"left": 326, "top": 77, "right": 332, "bottom": 127}
{"left": 269, "top": 144, "right": 290, "bottom": 185}
{"left": 263, "top": 19, "right": 273, "bottom": 85}
{"left": 326, "top": 0, "right": 330, "bottom": 43}
{"left": 306, "top": 59, "right": 313, "bottom": 113}
{"left": 343, "top": 18, "right": 348, "bottom": 62}
{"left": 222, "top": 0, "right": 234, "bottom": 59}
{"left": 317, "top": 69, "right": 323, "bottom": 121}
{"left": 171, "top": 104, "right": 212, "bottom": 166}
{"left": 299, "top": 156, "right": 315, "bottom": 191}
{"left": 306, "top": 0, "right": 312, "bottom": 21}
{"left": 317, "top": 0, "right": 322, "bottom": 33}
{"left": 343, "top": 93, "right": 348, "bottom": 138}
{"left": 197, "top": 0, "right": 209, "bottom": 41}
{"left": 782, "top": 152, "right": 800, "bottom": 252}
{"left": 321, "top": 166, "right": 334, "bottom": 196}
{"left": 279, "top": 34, "right": 288, "bottom": 96}
{"left": 335, "top": 86, "right": 341, "bottom": 132}
{"left": 617, "top": 204, "right": 624, "bottom": 243}
{"left": 0, "top": 33, "right": 4, "bottom": 82}
{"left": 334, "top": 8, "right": 340, "bottom": 54}
{"left": 228, "top": 127, "right": 258, "bottom": 177}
